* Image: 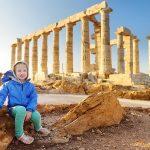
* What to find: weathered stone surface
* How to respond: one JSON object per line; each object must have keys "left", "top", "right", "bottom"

{"left": 119, "top": 90, "right": 150, "bottom": 100}
{"left": 0, "top": 107, "right": 14, "bottom": 150}
{"left": 109, "top": 73, "right": 150, "bottom": 86}
{"left": 87, "top": 72, "right": 97, "bottom": 83}
{"left": 86, "top": 83, "right": 110, "bottom": 94}
{"left": 53, "top": 80, "right": 62, "bottom": 89}
{"left": 59, "top": 80, "right": 85, "bottom": 94}
{"left": 51, "top": 91, "right": 124, "bottom": 143}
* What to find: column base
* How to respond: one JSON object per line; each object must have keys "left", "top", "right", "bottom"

{"left": 98, "top": 68, "right": 115, "bottom": 79}
{"left": 34, "top": 71, "right": 47, "bottom": 82}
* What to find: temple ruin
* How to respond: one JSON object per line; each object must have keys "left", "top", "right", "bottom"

{"left": 147, "top": 36, "right": 150, "bottom": 75}
{"left": 10, "top": 1, "right": 150, "bottom": 85}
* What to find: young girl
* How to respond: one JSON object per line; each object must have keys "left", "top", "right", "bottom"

{"left": 0, "top": 61, "right": 50, "bottom": 144}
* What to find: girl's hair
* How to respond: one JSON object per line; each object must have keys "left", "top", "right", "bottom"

{"left": 13, "top": 61, "right": 29, "bottom": 78}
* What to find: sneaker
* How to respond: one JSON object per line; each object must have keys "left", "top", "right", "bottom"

{"left": 18, "top": 133, "right": 34, "bottom": 144}
{"left": 38, "top": 127, "right": 50, "bottom": 136}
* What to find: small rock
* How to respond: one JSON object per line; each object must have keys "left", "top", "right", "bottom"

{"left": 79, "top": 148, "right": 85, "bottom": 150}
{"left": 77, "top": 137, "right": 82, "bottom": 141}
{"left": 52, "top": 136, "right": 70, "bottom": 144}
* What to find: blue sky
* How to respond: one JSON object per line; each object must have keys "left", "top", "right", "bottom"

{"left": 0, "top": 0, "right": 149, "bottom": 73}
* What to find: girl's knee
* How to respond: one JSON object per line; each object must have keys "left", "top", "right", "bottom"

{"left": 14, "top": 106, "right": 26, "bottom": 115}
{"left": 31, "top": 111, "right": 41, "bottom": 120}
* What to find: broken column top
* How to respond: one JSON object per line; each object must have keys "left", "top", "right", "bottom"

{"left": 116, "top": 26, "right": 131, "bottom": 36}
{"left": 133, "top": 35, "right": 139, "bottom": 41}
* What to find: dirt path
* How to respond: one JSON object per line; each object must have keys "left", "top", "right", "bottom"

{"left": 38, "top": 94, "right": 150, "bottom": 108}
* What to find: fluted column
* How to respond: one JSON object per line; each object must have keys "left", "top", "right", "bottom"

{"left": 124, "top": 35, "right": 133, "bottom": 74}
{"left": 41, "top": 32, "right": 49, "bottom": 77}
{"left": 17, "top": 38, "right": 22, "bottom": 61}
{"left": 11, "top": 44, "right": 17, "bottom": 69}
{"left": 99, "top": 7, "right": 112, "bottom": 76}
{"left": 133, "top": 36, "right": 140, "bottom": 74}
{"left": 24, "top": 39, "right": 30, "bottom": 66}
{"left": 117, "top": 32, "right": 124, "bottom": 73}
{"left": 147, "top": 36, "right": 150, "bottom": 75}
{"left": 65, "top": 23, "right": 73, "bottom": 74}
{"left": 32, "top": 36, "right": 39, "bottom": 80}
{"left": 94, "top": 23, "right": 101, "bottom": 70}
{"left": 53, "top": 28, "right": 60, "bottom": 74}
{"left": 81, "top": 17, "right": 90, "bottom": 73}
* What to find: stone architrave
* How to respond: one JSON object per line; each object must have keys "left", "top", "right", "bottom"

{"left": 117, "top": 32, "right": 124, "bottom": 73}
{"left": 65, "top": 23, "right": 74, "bottom": 74}
{"left": 32, "top": 35, "right": 40, "bottom": 80}
{"left": 124, "top": 35, "right": 133, "bottom": 74}
{"left": 11, "top": 44, "right": 16, "bottom": 69}
{"left": 81, "top": 17, "right": 90, "bottom": 73}
{"left": 94, "top": 23, "right": 101, "bottom": 70}
{"left": 16, "top": 38, "right": 22, "bottom": 61}
{"left": 24, "top": 39, "right": 31, "bottom": 66}
{"left": 41, "top": 32, "right": 49, "bottom": 77}
{"left": 133, "top": 36, "right": 140, "bottom": 74}
{"left": 147, "top": 36, "right": 150, "bottom": 75}
{"left": 53, "top": 28, "right": 60, "bottom": 74}
{"left": 99, "top": 7, "right": 112, "bottom": 76}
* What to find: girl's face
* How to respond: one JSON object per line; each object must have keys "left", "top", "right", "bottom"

{"left": 15, "top": 64, "right": 28, "bottom": 82}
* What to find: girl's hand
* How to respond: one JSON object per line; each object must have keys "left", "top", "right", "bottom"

{"left": 25, "top": 111, "right": 32, "bottom": 122}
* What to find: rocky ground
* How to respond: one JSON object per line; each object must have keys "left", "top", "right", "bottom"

{"left": 0, "top": 73, "right": 150, "bottom": 150}
{"left": 7, "top": 106, "right": 150, "bottom": 150}
{"left": 34, "top": 75, "right": 150, "bottom": 100}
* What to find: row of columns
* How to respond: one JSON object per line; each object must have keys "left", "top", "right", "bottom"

{"left": 116, "top": 33, "right": 140, "bottom": 74}
{"left": 94, "top": 24, "right": 140, "bottom": 74}
{"left": 11, "top": 6, "right": 113, "bottom": 79}
{"left": 93, "top": 29, "right": 140, "bottom": 75}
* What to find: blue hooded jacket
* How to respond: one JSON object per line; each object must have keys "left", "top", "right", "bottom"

{"left": 0, "top": 70, "right": 38, "bottom": 112}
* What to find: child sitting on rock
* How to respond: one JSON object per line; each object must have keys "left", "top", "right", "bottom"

{"left": 0, "top": 61, "right": 50, "bottom": 144}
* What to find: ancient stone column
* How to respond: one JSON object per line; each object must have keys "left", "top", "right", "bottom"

{"left": 53, "top": 28, "right": 60, "bottom": 74}
{"left": 94, "top": 23, "right": 101, "bottom": 70}
{"left": 41, "top": 32, "right": 49, "bottom": 77}
{"left": 24, "top": 39, "right": 30, "bottom": 66}
{"left": 133, "top": 36, "right": 140, "bottom": 74}
{"left": 117, "top": 32, "right": 124, "bottom": 73}
{"left": 32, "top": 36, "right": 39, "bottom": 80}
{"left": 17, "top": 38, "right": 22, "bottom": 61}
{"left": 147, "top": 36, "right": 150, "bottom": 75}
{"left": 99, "top": 7, "right": 112, "bottom": 76}
{"left": 65, "top": 23, "right": 73, "bottom": 74}
{"left": 81, "top": 17, "right": 90, "bottom": 73}
{"left": 124, "top": 35, "right": 133, "bottom": 74}
{"left": 11, "top": 44, "right": 17, "bottom": 69}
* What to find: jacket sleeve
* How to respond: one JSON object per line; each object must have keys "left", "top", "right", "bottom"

{"left": 0, "top": 83, "right": 9, "bottom": 109}
{"left": 26, "top": 84, "right": 38, "bottom": 112}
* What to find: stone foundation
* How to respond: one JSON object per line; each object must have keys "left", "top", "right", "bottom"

{"left": 109, "top": 73, "right": 150, "bottom": 86}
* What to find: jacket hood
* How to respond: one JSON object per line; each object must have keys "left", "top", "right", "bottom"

{"left": 1, "top": 70, "right": 30, "bottom": 84}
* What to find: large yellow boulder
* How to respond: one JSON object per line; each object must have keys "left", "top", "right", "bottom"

{"left": 52, "top": 91, "right": 124, "bottom": 143}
